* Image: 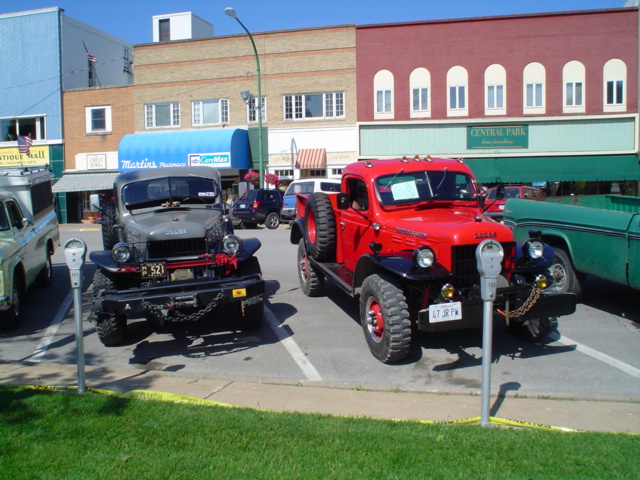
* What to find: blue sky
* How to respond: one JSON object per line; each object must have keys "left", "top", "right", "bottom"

{"left": 0, "top": 0, "right": 631, "bottom": 44}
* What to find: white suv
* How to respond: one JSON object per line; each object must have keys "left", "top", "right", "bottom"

{"left": 281, "top": 178, "right": 341, "bottom": 222}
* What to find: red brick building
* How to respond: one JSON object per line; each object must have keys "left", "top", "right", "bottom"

{"left": 356, "top": 8, "right": 639, "bottom": 194}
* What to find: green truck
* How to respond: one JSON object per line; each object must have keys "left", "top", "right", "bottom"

{"left": 503, "top": 194, "right": 640, "bottom": 297}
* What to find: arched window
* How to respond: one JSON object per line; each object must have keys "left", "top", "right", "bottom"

{"left": 447, "top": 66, "right": 468, "bottom": 117}
{"left": 563, "top": 61, "right": 586, "bottom": 113}
{"left": 484, "top": 64, "right": 506, "bottom": 116}
{"left": 603, "top": 59, "right": 627, "bottom": 112}
{"left": 374, "top": 70, "right": 394, "bottom": 120}
{"left": 523, "top": 62, "right": 546, "bottom": 115}
{"left": 410, "top": 67, "right": 431, "bottom": 118}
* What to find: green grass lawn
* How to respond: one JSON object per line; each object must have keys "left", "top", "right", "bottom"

{"left": 1, "top": 386, "right": 638, "bottom": 480}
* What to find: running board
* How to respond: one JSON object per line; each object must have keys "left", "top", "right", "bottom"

{"left": 309, "top": 259, "right": 355, "bottom": 297}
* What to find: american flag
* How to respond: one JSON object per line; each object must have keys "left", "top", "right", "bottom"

{"left": 87, "top": 53, "right": 97, "bottom": 62}
{"left": 17, "top": 135, "right": 32, "bottom": 155}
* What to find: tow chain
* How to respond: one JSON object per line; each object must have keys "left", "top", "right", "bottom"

{"left": 500, "top": 286, "right": 541, "bottom": 319}
{"left": 141, "top": 291, "right": 225, "bottom": 323}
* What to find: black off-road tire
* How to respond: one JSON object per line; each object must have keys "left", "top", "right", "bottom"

{"left": 297, "top": 239, "right": 324, "bottom": 297}
{"left": 0, "top": 275, "right": 23, "bottom": 329}
{"left": 304, "top": 192, "right": 336, "bottom": 261}
{"left": 93, "top": 269, "right": 127, "bottom": 345}
{"left": 264, "top": 212, "right": 281, "bottom": 229}
{"left": 96, "top": 314, "right": 127, "bottom": 346}
{"left": 549, "top": 247, "right": 582, "bottom": 298}
{"left": 509, "top": 317, "right": 558, "bottom": 342}
{"left": 359, "top": 274, "right": 412, "bottom": 363}
{"left": 36, "top": 250, "right": 53, "bottom": 288}
{"left": 100, "top": 202, "right": 118, "bottom": 250}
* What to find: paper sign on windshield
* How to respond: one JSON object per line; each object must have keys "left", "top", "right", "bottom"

{"left": 391, "top": 180, "right": 419, "bottom": 201}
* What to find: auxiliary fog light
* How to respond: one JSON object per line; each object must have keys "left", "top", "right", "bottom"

{"left": 111, "top": 243, "right": 131, "bottom": 263}
{"left": 534, "top": 274, "right": 549, "bottom": 289}
{"left": 441, "top": 283, "right": 456, "bottom": 299}
{"left": 223, "top": 234, "right": 242, "bottom": 255}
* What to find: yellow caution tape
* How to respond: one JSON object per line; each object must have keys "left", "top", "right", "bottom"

{"left": 18, "top": 385, "right": 638, "bottom": 436}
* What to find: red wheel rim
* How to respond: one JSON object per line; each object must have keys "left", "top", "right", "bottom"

{"left": 307, "top": 210, "right": 317, "bottom": 244}
{"left": 367, "top": 299, "right": 384, "bottom": 340}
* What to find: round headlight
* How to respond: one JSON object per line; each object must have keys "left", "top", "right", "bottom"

{"left": 111, "top": 243, "right": 131, "bottom": 263}
{"left": 524, "top": 239, "right": 544, "bottom": 259}
{"left": 413, "top": 247, "right": 435, "bottom": 269}
{"left": 223, "top": 234, "right": 241, "bottom": 255}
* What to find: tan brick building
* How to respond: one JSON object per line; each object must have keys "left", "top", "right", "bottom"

{"left": 133, "top": 25, "right": 357, "bottom": 185}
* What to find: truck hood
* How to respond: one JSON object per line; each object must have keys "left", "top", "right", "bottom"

{"left": 121, "top": 208, "right": 222, "bottom": 243}
{"left": 388, "top": 208, "right": 513, "bottom": 244}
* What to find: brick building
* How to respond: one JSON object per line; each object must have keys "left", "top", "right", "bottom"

{"left": 356, "top": 7, "right": 639, "bottom": 195}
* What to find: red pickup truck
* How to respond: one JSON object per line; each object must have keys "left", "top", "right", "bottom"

{"left": 290, "top": 156, "right": 576, "bottom": 363}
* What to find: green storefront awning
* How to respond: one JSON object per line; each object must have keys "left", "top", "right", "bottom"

{"left": 466, "top": 155, "right": 640, "bottom": 184}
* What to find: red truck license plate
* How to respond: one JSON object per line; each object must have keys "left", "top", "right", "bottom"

{"left": 429, "top": 302, "right": 462, "bottom": 323}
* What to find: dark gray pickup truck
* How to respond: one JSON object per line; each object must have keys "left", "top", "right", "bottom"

{"left": 89, "top": 166, "right": 265, "bottom": 346}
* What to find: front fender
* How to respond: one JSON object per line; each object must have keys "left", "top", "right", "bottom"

{"left": 353, "top": 254, "right": 450, "bottom": 291}
{"left": 237, "top": 238, "right": 261, "bottom": 261}
{"left": 89, "top": 250, "right": 119, "bottom": 271}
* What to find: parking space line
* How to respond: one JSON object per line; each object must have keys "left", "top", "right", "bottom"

{"left": 265, "top": 305, "right": 322, "bottom": 382}
{"left": 550, "top": 332, "right": 640, "bottom": 378}
{"left": 28, "top": 291, "right": 74, "bottom": 363}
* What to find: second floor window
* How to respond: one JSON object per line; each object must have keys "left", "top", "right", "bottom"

{"left": 487, "top": 85, "right": 504, "bottom": 109}
{"left": 526, "top": 83, "right": 543, "bottom": 107}
{"left": 248, "top": 96, "right": 266, "bottom": 123}
{"left": 412, "top": 87, "right": 428, "bottom": 111}
{"left": 85, "top": 106, "right": 112, "bottom": 134}
{"left": 145, "top": 102, "right": 180, "bottom": 128}
{"left": 192, "top": 99, "right": 229, "bottom": 126}
{"left": 376, "top": 90, "right": 392, "bottom": 113}
{"left": 284, "top": 92, "right": 344, "bottom": 120}
{"left": 565, "top": 82, "right": 583, "bottom": 107}
{"left": 606, "top": 80, "right": 624, "bottom": 105}
{"left": 1, "top": 116, "right": 46, "bottom": 142}
{"left": 449, "top": 86, "right": 466, "bottom": 110}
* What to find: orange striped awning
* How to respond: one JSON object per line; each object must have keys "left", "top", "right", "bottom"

{"left": 296, "top": 148, "right": 327, "bottom": 169}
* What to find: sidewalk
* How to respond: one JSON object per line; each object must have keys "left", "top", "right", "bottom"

{"left": 1, "top": 360, "right": 638, "bottom": 434}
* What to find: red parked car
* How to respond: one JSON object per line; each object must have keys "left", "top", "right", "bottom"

{"left": 485, "top": 185, "right": 546, "bottom": 220}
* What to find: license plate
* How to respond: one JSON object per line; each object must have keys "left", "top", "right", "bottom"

{"left": 429, "top": 302, "right": 462, "bottom": 323}
{"left": 238, "top": 203, "right": 246, "bottom": 209}
{"left": 140, "top": 262, "right": 166, "bottom": 278}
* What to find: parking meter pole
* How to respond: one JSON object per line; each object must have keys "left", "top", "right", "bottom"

{"left": 475, "top": 240, "right": 504, "bottom": 427}
{"left": 73, "top": 285, "right": 85, "bottom": 394}
{"left": 480, "top": 299, "right": 493, "bottom": 426}
{"left": 64, "top": 238, "right": 87, "bottom": 394}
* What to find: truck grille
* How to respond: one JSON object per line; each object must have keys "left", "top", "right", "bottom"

{"left": 147, "top": 238, "right": 207, "bottom": 259}
{"left": 451, "top": 242, "right": 514, "bottom": 287}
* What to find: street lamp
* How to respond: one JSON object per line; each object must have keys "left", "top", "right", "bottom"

{"left": 225, "top": 6, "right": 265, "bottom": 188}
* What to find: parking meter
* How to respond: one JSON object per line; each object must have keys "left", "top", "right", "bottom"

{"left": 64, "top": 238, "right": 87, "bottom": 393}
{"left": 65, "top": 238, "right": 86, "bottom": 287}
{"left": 476, "top": 240, "right": 504, "bottom": 301}
{"left": 475, "top": 239, "right": 503, "bottom": 427}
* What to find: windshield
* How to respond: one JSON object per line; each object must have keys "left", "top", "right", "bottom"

{"left": 122, "top": 176, "right": 220, "bottom": 210}
{"left": 375, "top": 170, "right": 477, "bottom": 207}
